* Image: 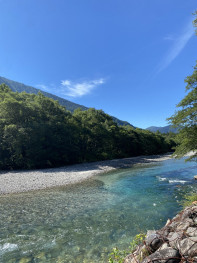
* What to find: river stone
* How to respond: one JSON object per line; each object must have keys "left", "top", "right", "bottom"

{"left": 35, "top": 252, "right": 46, "bottom": 260}
{"left": 168, "top": 232, "right": 182, "bottom": 250}
{"left": 142, "top": 248, "right": 180, "bottom": 263}
{"left": 157, "top": 242, "right": 170, "bottom": 251}
{"left": 169, "top": 222, "right": 179, "bottom": 230}
{"left": 179, "top": 237, "right": 197, "bottom": 257}
{"left": 160, "top": 227, "right": 173, "bottom": 237}
{"left": 184, "top": 208, "right": 197, "bottom": 221}
{"left": 145, "top": 231, "right": 164, "bottom": 251}
{"left": 181, "top": 209, "right": 193, "bottom": 221}
{"left": 146, "top": 230, "right": 157, "bottom": 238}
{"left": 167, "top": 219, "right": 180, "bottom": 230}
{"left": 186, "top": 227, "right": 197, "bottom": 237}
{"left": 19, "top": 258, "right": 31, "bottom": 263}
{"left": 176, "top": 219, "right": 193, "bottom": 231}
{"left": 145, "top": 230, "right": 157, "bottom": 244}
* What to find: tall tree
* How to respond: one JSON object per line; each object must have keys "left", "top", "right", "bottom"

{"left": 168, "top": 12, "right": 197, "bottom": 161}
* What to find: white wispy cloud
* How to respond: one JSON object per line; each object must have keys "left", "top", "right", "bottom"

{"left": 61, "top": 78, "right": 105, "bottom": 97}
{"left": 35, "top": 78, "right": 105, "bottom": 98}
{"left": 157, "top": 19, "right": 194, "bottom": 73}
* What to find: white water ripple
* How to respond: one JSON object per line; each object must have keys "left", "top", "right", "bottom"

{"left": 0, "top": 243, "right": 18, "bottom": 255}
{"left": 157, "top": 176, "right": 187, "bottom": 184}
{"left": 168, "top": 179, "right": 187, "bottom": 184}
{"left": 157, "top": 177, "right": 168, "bottom": 181}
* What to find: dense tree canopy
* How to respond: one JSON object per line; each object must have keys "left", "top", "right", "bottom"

{"left": 0, "top": 84, "right": 174, "bottom": 170}
{"left": 168, "top": 13, "right": 197, "bottom": 161}
{"left": 168, "top": 64, "right": 197, "bottom": 161}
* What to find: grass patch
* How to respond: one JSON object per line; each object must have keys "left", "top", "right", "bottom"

{"left": 108, "top": 233, "right": 146, "bottom": 263}
{"left": 181, "top": 193, "right": 197, "bottom": 208}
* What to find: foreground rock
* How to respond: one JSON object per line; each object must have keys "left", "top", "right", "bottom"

{"left": 124, "top": 204, "right": 197, "bottom": 263}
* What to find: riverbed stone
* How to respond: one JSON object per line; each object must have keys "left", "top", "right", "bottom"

{"left": 176, "top": 219, "right": 193, "bottom": 231}
{"left": 35, "top": 252, "right": 46, "bottom": 261}
{"left": 19, "top": 258, "right": 31, "bottom": 263}
{"left": 145, "top": 231, "right": 164, "bottom": 251}
{"left": 179, "top": 237, "right": 197, "bottom": 257}
{"left": 168, "top": 232, "right": 182, "bottom": 250}
{"left": 160, "top": 227, "right": 173, "bottom": 237}
{"left": 142, "top": 248, "right": 180, "bottom": 263}
{"left": 186, "top": 227, "right": 197, "bottom": 237}
{"left": 158, "top": 242, "right": 170, "bottom": 251}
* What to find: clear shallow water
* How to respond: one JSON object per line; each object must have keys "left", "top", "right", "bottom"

{"left": 0, "top": 158, "right": 196, "bottom": 263}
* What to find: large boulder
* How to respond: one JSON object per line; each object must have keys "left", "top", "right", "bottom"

{"left": 142, "top": 248, "right": 180, "bottom": 263}
{"left": 145, "top": 231, "right": 165, "bottom": 252}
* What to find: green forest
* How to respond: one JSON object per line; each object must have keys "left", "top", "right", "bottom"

{"left": 0, "top": 84, "right": 176, "bottom": 170}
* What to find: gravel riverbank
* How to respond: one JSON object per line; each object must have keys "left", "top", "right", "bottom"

{"left": 0, "top": 154, "right": 172, "bottom": 195}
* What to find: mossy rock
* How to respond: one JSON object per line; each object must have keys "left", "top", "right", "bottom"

{"left": 19, "top": 257, "right": 32, "bottom": 263}
{"left": 37, "top": 252, "right": 47, "bottom": 260}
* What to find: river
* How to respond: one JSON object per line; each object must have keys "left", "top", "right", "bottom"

{"left": 0, "top": 157, "right": 196, "bottom": 263}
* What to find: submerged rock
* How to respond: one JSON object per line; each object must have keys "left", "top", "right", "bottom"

{"left": 18, "top": 258, "right": 31, "bottom": 263}
{"left": 124, "top": 204, "right": 197, "bottom": 263}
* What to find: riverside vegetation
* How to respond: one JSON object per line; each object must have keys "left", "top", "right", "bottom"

{"left": 0, "top": 84, "right": 175, "bottom": 170}
{"left": 167, "top": 11, "right": 197, "bottom": 162}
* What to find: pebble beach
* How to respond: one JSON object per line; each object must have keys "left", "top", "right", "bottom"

{"left": 0, "top": 154, "right": 172, "bottom": 195}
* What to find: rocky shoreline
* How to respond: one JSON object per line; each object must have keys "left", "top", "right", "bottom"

{"left": 124, "top": 204, "right": 197, "bottom": 263}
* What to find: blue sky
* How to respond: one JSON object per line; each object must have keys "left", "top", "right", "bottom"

{"left": 0, "top": 0, "right": 196, "bottom": 128}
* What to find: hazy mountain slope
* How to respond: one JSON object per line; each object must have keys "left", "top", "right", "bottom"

{"left": 0, "top": 76, "right": 88, "bottom": 112}
{"left": 0, "top": 76, "right": 133, "bottom": 127}
{"left": 146, "top": 125, "right": 178, "bottom": 133}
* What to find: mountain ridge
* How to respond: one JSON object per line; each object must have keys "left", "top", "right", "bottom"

{"left": 146, "top": 125, "right": 178, "bottom": 133}
{"left": 0, "top": 76, "right": 133, "bottom": 127}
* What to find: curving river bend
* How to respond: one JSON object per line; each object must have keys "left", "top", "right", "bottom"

{"left": 0, "top": 158, "right": 196, "bottom": 263}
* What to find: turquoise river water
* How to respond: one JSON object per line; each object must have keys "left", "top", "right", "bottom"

{"left": 0, "top": 157, "right": 197, "bottom": 263}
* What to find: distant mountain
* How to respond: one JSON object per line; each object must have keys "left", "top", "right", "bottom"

{"left": 0, "top": 76, "right": 88, "bottom": 112}
{"left": 0, "top": 76, "right": 133, "bottom": 127}
{"left": 146, "top": 125, "right": 178, "bottom": 134}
